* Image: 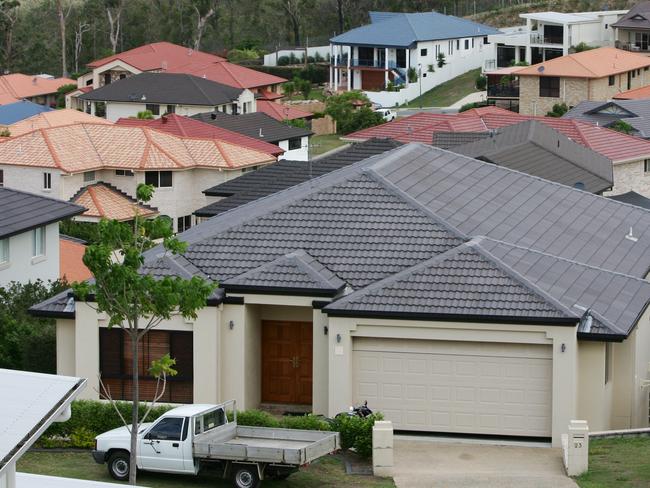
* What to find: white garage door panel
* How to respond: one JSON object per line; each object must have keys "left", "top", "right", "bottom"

{"left": 353, "top": 339, "right": 552, "bottom": 437}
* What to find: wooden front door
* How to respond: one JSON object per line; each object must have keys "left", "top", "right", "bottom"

{"left": 262, "top": 321, "right": 313, "bottom": 405}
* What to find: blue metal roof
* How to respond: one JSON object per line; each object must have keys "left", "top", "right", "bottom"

{"left": 0, "top": 100, "right": 52, "bottom": 125}
{"left": 331, "top": 11, "right": 500, "bottom": 47}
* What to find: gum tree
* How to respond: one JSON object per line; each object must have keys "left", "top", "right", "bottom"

{"left": 74, "top": 184, "right": 214, "bottom": 485}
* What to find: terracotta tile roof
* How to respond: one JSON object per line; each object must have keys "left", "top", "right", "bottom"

{"left": 256, "top": 100, "right": 312, "bottom": 121}
{"left": 613, "top": 84, "right": 650, "bottom": 100}
{"left": 168, "top": 60, "right": 287, "bottom": 89}
{"left": 346, "top": 107, "right": 650, "bottom": 162}
{"left": 59, "top": 236, "right": 92, "bottom": 282}
{"left": 258, "top": 90, "right": 284, "bottom": 100}
{"left": 115, "top": 114, "right": 283, "bottom": 156}
{"left": 0, "top": 123, "right": 275, "bottom": 173}
{"left": 0, "top": 93, "right": 19, "bottom": 105}
{"left": 514, "top": 47, "right": 650, "bottom": 78}
{"left": 0, "top": 74, "right": 75, "bottom": 99}
{"left": 70, "top": 182, "right": 158, "bottom": 221}
{"left": 6, "top": 109, "right": 111, "bottom": 136}
{"left": 88, "top": 41, "right": 225, "bottom": 70}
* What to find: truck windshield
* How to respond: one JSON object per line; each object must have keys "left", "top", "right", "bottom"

{"left": 194, "top": 408, "right": 226, "bottom": 435}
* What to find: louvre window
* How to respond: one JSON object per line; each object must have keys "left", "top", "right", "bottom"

{"left": 539, "top": 77, "right": 560, "bottom": 98}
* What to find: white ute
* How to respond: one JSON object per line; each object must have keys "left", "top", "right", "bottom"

{"left": 92, "top": 401, "right": 340, "bottom": 488}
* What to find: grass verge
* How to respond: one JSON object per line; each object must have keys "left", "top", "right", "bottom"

{"left": 18, "top": 451, "right": 395, "bottom": 488}
{"left": 576, "top": 436, "right": 650, "bottom": 487}
{"left": 310, "top": 133, "right": 347, "bottom": 157}
{"left": 405, "top": 68, "right": 481, "bottom": 108}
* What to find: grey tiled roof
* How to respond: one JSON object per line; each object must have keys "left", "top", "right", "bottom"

{"left": 79, "top": 72, "right": 243, "bottom": 106}
{"left": 612, "top": 2, "right": 650, "bottom": 30}
{"left": 324, "top": 240, "right": 575, "bottom": 321}
{"left": 221, "top": 250, "right": 346, "bottom": 295}
{"left": 29, "top": 290, "right": 76, "bottom": 318}
{"left": 0, "top": 187, "right": 85, "bottom": 239}
{"left": 431, "top": 131, "right": 490, "bottom": 149}
{"left": 196, "top": 139, "right": 402, "bottom": 217}
{"left": 608, "top": 191, "right": 650, "bottom": 210}
{"left": 34, "top": 142, "right": 650, "bottom": 339}
{"left": 445, "top": 120, "right": 613, "bottom": 193}
{"left": 564, "top": 100, "right": 650, "bottom": 138}
{"left": 191, "top": 111, "right": 312, "bottom": 143}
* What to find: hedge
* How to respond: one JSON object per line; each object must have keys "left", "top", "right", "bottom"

{"left": 253, "top": 64, "right": 328, "bottom": 84}
{"left": 39, "top": 401, "right": 380, "bottom": 459}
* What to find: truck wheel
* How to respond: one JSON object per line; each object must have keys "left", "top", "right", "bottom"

{"left": 231, "top": 465, "right": 260, "bottom": 488}
{"left": 107, "top": 451, "right": 130, "bottom": 481}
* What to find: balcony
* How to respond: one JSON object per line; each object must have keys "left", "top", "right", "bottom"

{"left": 487, "top": 81, "right": 520, "bottom": 98}
{"left": 332, "top": 56, "right": 403, "bottom": 69}
{"left": 530, "top": 32, "right": 563, "bottom": 45}
{"left": 616, "top": 41, "right": 650, "bottom": 52}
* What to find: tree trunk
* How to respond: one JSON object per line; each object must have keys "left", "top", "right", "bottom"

{"left": 106, "top": 2, "right": 123, "bottom": 54}
{"left": 56, "top": 0, "right": 68, "bottom": 77}
{"left": 336, "top": 0, "right": 343, "bottom": 34}
{"left": 129, "top": 325, "right": 139, "bottom": 485}
{"left": 193, "top": 4, "right": 216, "bottom": 51}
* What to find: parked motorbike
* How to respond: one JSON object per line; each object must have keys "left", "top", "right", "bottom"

{"left": 338, "top": 401, "right": 373, "bottom": 419}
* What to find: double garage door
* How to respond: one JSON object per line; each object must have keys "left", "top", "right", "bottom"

{"left": 352, "top": 338, "right": 552, "bottom": 438}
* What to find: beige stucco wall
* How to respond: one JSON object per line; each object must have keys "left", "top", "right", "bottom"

{"left": 56, "top": 319, "right": 76, "bottom": 377}
{"left": 519, "top": 69, "right": 650, "bottom": 115}
{"left": 326, "top": 316, "right": 578, "bottom": 447}
{"left": 607, "top": 159, "right": 650, "bottom": 197}
{"left": 577, "top": 341, "right": 613, "bottom": 431}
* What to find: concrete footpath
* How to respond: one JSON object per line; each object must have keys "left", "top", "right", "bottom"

{"left": 392, "top": 438, "right": 579, "bottom": 488}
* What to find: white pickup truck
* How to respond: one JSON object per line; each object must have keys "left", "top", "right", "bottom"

{"left": 91, "top": 401, "right": 340, "bottom": 488}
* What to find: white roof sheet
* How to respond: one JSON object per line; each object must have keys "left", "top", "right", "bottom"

{"left": 520, "top": 11, "right": 598, "bottom": 23}
{"left": 17, "top": 473, "right": 149, "bottom": 487}
{"left": 0, "top": 369, "right": 83, "bottom": 471}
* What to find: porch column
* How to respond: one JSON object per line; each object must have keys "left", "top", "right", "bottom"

{"left": 220, "top": 302, "right": 247, "bottom": 408}
{"left": 347, "top": 46, "right": 351, "bottom": 91}
{"left": 406, "top": 48, "right": 410, "bottom": 86}
{"left": 329, "top": 43, "right": 334, "bottom": 90}
{"left": 563, "top": 23, "right": 570, "bottom": 55}
{"left": 515, "top": 46, "right": 521, "bottom": 63}
{"left": 90, "top": 101, "right": 96, "bottom": 116}
{"left": 384, "top": 47, "right": 389, "bottom": 87}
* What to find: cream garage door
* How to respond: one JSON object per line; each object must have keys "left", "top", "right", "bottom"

{"left": 353, "top": 338, "right": 552, "bottom": 437}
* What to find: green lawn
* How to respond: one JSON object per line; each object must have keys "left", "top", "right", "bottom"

{"left": 576, "top": 436, "right": 650, "bottom": 487}
{"left": 405, "top": 68, "right": 481, "bottom": 108}
{"left": 309, "top": 134, "right": 348, "bottom": 157}
{"left": 18, "top": 451, "right": 395, "bottom": 488}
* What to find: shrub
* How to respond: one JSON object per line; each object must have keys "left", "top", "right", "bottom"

{"left": 573, "top": 42, "right": 594, "bottom": 53}
{"left": 40, "top": 400, "right": 174, "bottom": 447}
{"left": 0, "top": 128, "right": 10, "bottom": 137}
{"left": 286, "top": 118, "right": 307, "bottom": 128}
{"left": 279, "top": 414, "right": 331, "bottom": 431}
{"left": 314, "top": 52, "right": 324, "bottom": 62}
{"left": 427, "top": 64, "right": 435, "bottom": 73}
{"left": 407, "top": 67, "right": 418, "bottom": 83}
{"left": 609, "top": 119, "right": 634, "bottom": 134}
{"left": 459, "top": 101, "right": 484, "bottom": 112}
{"left": 546, "top": 102, "right": 568, "bottom": 117}
{"left": 137, "top": 110, "right": 154, "bottom": 120}
{"left": 475, "top": 74, "right": 487, "bottom": 90}
{"left": 253, "top": 65, "right": 328, "bottom": 84}
{"left": 227, "top": 48, "right": 260, "bottom": 63}
{"left": 437, "top": 52, "right": 447, "bottom": 68}
{"left": 56, "top": 83, "right": 77, "bottom": 108}
{"left": 332, "top": 413, "right": 383, "bottom": 459}
{"left": 230, "top": 409, "right": 280, "bottom": 427}
{"left": 277, "top": 55, "right": 291, "bottom": 66}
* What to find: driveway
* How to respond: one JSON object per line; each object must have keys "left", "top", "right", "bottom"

{"left": 392, "top": 437, "right": 579, "bottom": 488}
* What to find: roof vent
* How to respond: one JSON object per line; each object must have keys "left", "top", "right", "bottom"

{"left": 626, "top": 226, "right": 639, "bottom": 242}
{"left": 573, "top": 181, "right": 585, "bottom": 190}
{"left": 259, "top": 128, "right": 264, "bottom": 138}
{"left": 32, "top": 77, "right": 38, "bottom": 84}
{"left": 161, "top": 61, "right": 168, "bottom": 70}
{"left": 538, "top": 65, "right": 545, "bottom": 73}
{"left": 161, "top": 116, "right": 168, "bottom": 124}
{"left": 188, "top": 48, "right": 194, "bottom": 56}
{"left": 579, "top": 309, "right": 593, "bottom": 333}
{"left": 140, "top": 94, "right": 147, "bottom": 101}
{"left": 203, "top": 74, "right": 207, "bottom": 79}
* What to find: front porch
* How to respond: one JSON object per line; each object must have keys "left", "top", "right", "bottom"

{"left": 616, "top": 29, "right": 650, "bottom": 53}
{"left": 330, "top": 43, "right": 409, "bottom": 92}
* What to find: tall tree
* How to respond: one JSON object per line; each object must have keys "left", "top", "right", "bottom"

{"left": 105, "top": 0, "right": 124, "bottom": 53}
{"left": 74, "top": 184, "right": 214, "bottom": 485}
{"left": 0, "top": 0, "right": 20, "bottom": 72}
{"left": 55, "top": 0, "right": 71, "bottom": 77}
{"left": 192, "top": 0, "right": 218, "bottom": 50}
{"left": 74, "top": 20, "right": 90, "bottom": 73}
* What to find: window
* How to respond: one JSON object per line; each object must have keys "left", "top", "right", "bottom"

{"left": 456, "top": 39, "right": 460, "bottom": 50}
{"left": 472, "top": 38, "right": 475, "bottom": 48}
{"left": 103, "top": 73, "right": 111, "bottom": 85}
{"left": 605, "top": 343, "right": 612, "bottom": 384}
{"left": 144, "top": 171, "right": 172, "bottom": 188}
{"left": 0, "top": 238, "right": 8, "bottom": 264}
{"left": 231, "top": 103, "right": 239, "bottom": 115}
{"left": 0, "top": 169, "right": 3, "bottom": 187}
{"left": 420, "top": 48, "right": 427, "bottom": 56}
{"left": 483, "top": 36, "right": 489, "bottom": 44}
{"left": 539, "top": 77, "right": 560, "bottom": 98}
{"left": 644, "top": 159, "right": 650, "bottom": 173}
{"left": 166, "top": 104, "right": 175, "bottom": 114}
{"left": 83, "top": 171, "right": 95, "bottom": 182}
{"left": 194, "top": 408, "right": 226, "bottom": 435}
{"left": 465, "top": 39, "right": 470, "bottom": 50}
{"left": 288, "top": 137, "right": 302, "bottom": 150}
{"left": 119, "top": 74, "right": 126, "bottom": 80}
{"left": 115, "top": 169, "right": 134, "bottom": 176}
{"left": 646, "top": 67, "right": 649, "bottom": 72}
{"left": 145, "top": 104, "right": 160, "bottom": 116}
{"left": 99, "top": 329, "right": 193, "bottom": 403}
{"left": 43, "top": 172, "right": 52, "bottom": 190}
{"left": 609, "top": 75, "right": 615, "bottom": 86}
{"left": 632, "top": 70, "right": 636, "bottom": 79}
{"left": 448, "top": 40, "right": 453, "bottom": 55}
{"left": 32, "top": 226, "right": 45, "bottom": 257}
{"left": 147, "top": 417, "right": 184, "bottom": 441}
{"left": 177, "top": 215, "right": 192, "bottom": 233}
{"left": 241, "top": 165, "right": 259, "bottom": 173}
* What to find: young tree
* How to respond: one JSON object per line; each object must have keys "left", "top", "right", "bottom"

{"left": 74, "top": 184, "right": 215, "bottom": 485}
